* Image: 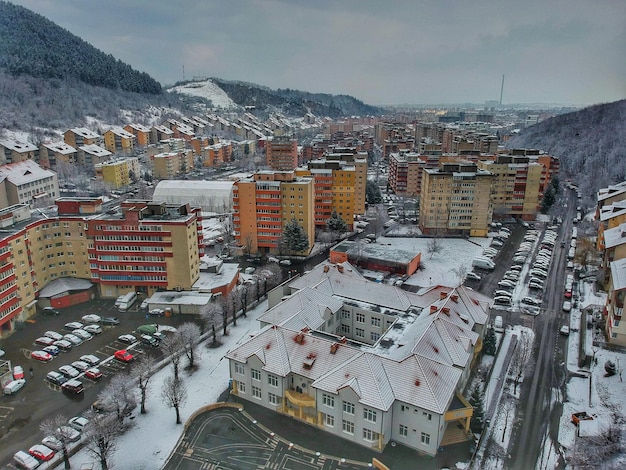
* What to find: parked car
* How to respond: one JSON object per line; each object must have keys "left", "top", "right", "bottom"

{"left": 31, "top": 350, "right": 53, "bottom": 362}
{"left": 84, "top": 324, "right": 103, "bottom": 335}
{"left": 41, "top": 436, "right": 63, "bottom": 451}
{"left": 44, "top": 331, "right": 63, "bottom": 341}
{"left": 148, "top": 309, "right": 164, "bottom": 317}
{"left": 465, "top": 271, "right": 481, "bottom": 281}
{"left": 13, "top": 450, "right": 40, "bottom": 469}
{"left": 56, "top": 425, "right": 81, "bottom": 441}
{"left": 29, "top": 444, "right": 55, "bottom": 461}
{"left": 81, "top": 314, "right": 101, "bottom": 324}
{"left": 13, "top": 365, "right": 24, "bottom": 379}
{"left": 114, "top": 350, "right": 134, "bottom": 362}
{"left": 63, "top": 334, "right": 83, "bottom": 346}
{"left": 498, "top": 279, "right": 517, "bottom": 289}
{"left": 72, "top": 329, "right": 93, "bottom": 341}
{"left": 41, "top": 307, "right": 60, "bottom": 316}
{"left": 3, "top": 379, "right": 26, "bottom": 395}
{"left": 85, "top": 368, "right": 103, "bottom": 380}
{"left": 521, "top": 297, "right": 541, "bottom": 306}
{"left": 279, "top": 259, "right": 292, "bottom": 266}
{"left": 46, "top": 371, "right": 68, "bottom": 386}
{"left": 35, "top": 336, "right": 55, "bottom": 347}
{"left": 563, "top": 301, "right": 572, "bottom": 312}
{"left": 100, "top": 317, "right": 120, "bottom": 325}
{"left": 71, "top": 361, "right": 90, "bottom": 372}
{"left": 118, "top": 334, "right": 137, "bottom": 344}
{"left": 61, "top": 379, "right": 84, "bottom": 395}
{"left": 560, "top": 325, "right": 570, "bottom": 336}
{"left": 59, "top": 365, "right": 80, "bottom": 379}
{"left": 64, "top": 322, "right": 83, "bottom": 331}
{"left": 140, "top": 334, "right": 159, "bottom": 347}
{"left": 53, "top": 340, "right": 73, "bottom": 352}
{"left": 493, "top": 296, "right": 512, "bottom": 306}
{"left": 494, "top": 290, "right": 513, "bottom": 298}
{"left": 80, "top": 354, "right": 100, "bottom": 366}
{"left": 43, "top": 345, "right": 60, "bottom": 356}
{"left": 68, "top": 416, "right": 89, "bottom": 432}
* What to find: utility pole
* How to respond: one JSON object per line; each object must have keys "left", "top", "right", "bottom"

{"left": 499, "top": 74, "right": 505, "bottom": 106}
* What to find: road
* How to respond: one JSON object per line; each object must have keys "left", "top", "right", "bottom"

{"left": 0, "top": 299, "right": 196, "bottom": 466}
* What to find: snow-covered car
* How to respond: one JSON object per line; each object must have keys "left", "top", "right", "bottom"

{"left": 83, "top": 324, "right": 103, "bottom": 335}
{"left": 59, "top": 365, "right": 80, "bottom": 379}
{"left": 530, "top": 269, "right": 548, "bottom": 278}
{"left": 53, "top": 339, "right": 72, "bottom": 352}
{"left": 529, "top": 282, "right": 545, "bottom": 291}
{"left": 56, "top": 426, "right": 80, "bottom": 442}
{"left": 80, "top": 354, "right": 100, "bottom": 366}
{"left": 72, "top": 329, "right": 93, "bottom": 341}
{"left": 559, "top": 325, "right": 570, "bottom": 336}
{"left": 118, "top": 334, "right": 136, "bottom": 344}
{"left": 13, "top": 365, "right": 24, "bottom": 380}
{"left": 68, "top": 416, "right": 89, "bottom": 432}
{"left": 85, "top": 368, "right": 103, "bottom": 380}
{"left": 521, "top": 297, "right": 541, "bottom": 306}
{"left": 497, "top": 279, "right": 517, "bottom": 289}
{"left": 81, "top": 314, "right": 101, "bottom": 324}
{"left": 44, "top": 331, "right": 64, "bottom": 341}
{"left": 41, "top": 435, "right": 63, "bottom": 451}
{"left": 35, "top": 336, "right": 55, "bottom": 347}
{"left": 493, "top": 296, "right": 512, "bottom": 306}
{"left": 31, "top": 350, "right": 53, "bottom": 362}
{"left": 563, "top": 301, "right": 572, "bottom": 312}
{"left": 63, "top": 334, "right": 83, "bottom": 346}
{"left": 71, "top": 361, "right": 90, "bottom": 372}
{"left": 64, "top": 322, "right": 83, "bottom": 331}
{"left": 43, "top": 345, "right": 60, "bottom": 356}
{"left": 494, "top": 290, "right": 512, "bottom": 298}
{"left": 466, "top": 271, "right": 481, "bottom": 281}
{"left": 491, "top": 239, "right": 504, "bottom": 247}
{"left": 29, "top": 444, "right": 55, "bottom": 461}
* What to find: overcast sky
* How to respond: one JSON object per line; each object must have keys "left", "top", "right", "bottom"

{"left": 11, "top": 0, "right": 626, "bottom": 106}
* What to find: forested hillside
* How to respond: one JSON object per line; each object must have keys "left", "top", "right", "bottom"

{"left": 507, "top": 99, "right": 626, "bottom": 203}
{"left": 212, "top": 79, "right": 383, "bottom": 117}
{"left": 0, "top": 1, "right": 161, "bottom": 94}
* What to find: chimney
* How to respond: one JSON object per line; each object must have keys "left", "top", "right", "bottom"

{"left": 439, "top": 291, "right": 447, "bottom": 300}
{"left": 451, "top": 294, "right": 459, "bottom": 303}
{"left": 430, "top": 305, "right": 438, "bottom": 314}
{"left": 324, "top": 265, "right": 330, "bottom": 272}
{"left": 294, "top": 333, "right": 304, "bottom": 344}
{"left": 340, "top": 336, "right": 347, "bottom": 344}
{"left": 337, "top": 265, "right": 344, "bottom": 273}
{"left": 330, "top": 343, "right": 339, "bottom": 354}
{"left": 442, "top": 307, "right": 450, "bottom": 315}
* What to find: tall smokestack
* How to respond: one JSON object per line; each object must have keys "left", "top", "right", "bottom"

{"left": 499, "top": 74, "right": 505, "bottom": 106}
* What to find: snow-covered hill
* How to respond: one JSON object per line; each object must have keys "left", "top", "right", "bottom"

{"left": 167, "top": 79, "right": 238, "bottom": 110}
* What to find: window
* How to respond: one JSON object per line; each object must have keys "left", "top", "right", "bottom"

{"left": 400, "top": 404, "right": 409, "bottom": 413}
{"left": 421, "top": 432, "right": 430, "bottom": 445}
{"left": 251, "top": 369, "right": 261, "bottom": 381}
{"left": 355, "top": 328, "right": 364, "bottom": 338}
{"left": 324, "top": 414, "right": 334, "bottom": 427}
{"left": 356, "top": 313, "right": 365, "bottom": 323}
{"left": 371, "top": 317, "right": 381, "bottom": 327}
{"left": 238, "top": 381, "right": 246, "bottom": 393}
{"left": 268, "top": 374, "right": 278, "bottom": 387}
{"left": 234, "top": 363, "right": 245, "bottom": 375}
{"left": 342, "top": 419, "right": 354, "bottom": 435}
{"left": 252, "top": 385, "right": 262, "bottom": 399}
{"left": 342, "top": 401, "right": 355, "bottom": 415}
{"left": 363, "top": 428, "right": 379, "bottom": 442}
{"left": 322, "top": 393, "right": 335, "bottom": 408}
{"left": 370, "top": 332, "right": 380, "bottom": 342}
{"left": 341, "top": 324, "right": 350, "bottom": 334}
{"left": 422, "top": 412, "right": 432, "bottom": 421}
{"left": 399, "top": 424, "right": 408, "bottom": 437}
{"left": 268, "top": 392, "right": 281, "bottom": 405}
{"left": 363, "top": 408, "right": 377, "bottom": 423}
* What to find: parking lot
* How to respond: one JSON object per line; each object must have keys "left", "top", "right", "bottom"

{"left": 0, "top": 298, "right": 197, "bottom": 466}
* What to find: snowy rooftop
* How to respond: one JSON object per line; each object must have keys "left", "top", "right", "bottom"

{"left": 149, "top": 290, "right": 213, "bottom": 306}
{"left": 106, "top": 126, "right": 135, "bottom": 139}
{"left": 0, "top": 160, "right": 56, "bottom": 186}
{"left": 193, "top": 262, "right": 240, "bottom": 293}
{"left": 599, "top": 199, "right": 626, "bottom": 222}
{"left": 68, "top": 127, "right": 100, "bottom": 139}
{"left": 79, "top": 144, "right": 112, "bottom": 157}
{"left": 0, "top": 138, "right": 37, "bottom": 152}
{"left": 603, "top": 222, "right": 626, "bottom": 249}
{"left": 42, "top": 141, "right": 76, "bottom": 154}
{"left": 126, "top": 123, "right": 151, "bottom": 133}
{"left": 331, "top": 239, "right": 420, "bottom": 265}
{"left": 610, "top": 258, "right": 626, "bottom": 290}
{"left": 38, "top": 277, "right": 93, "bottom": 298}
{"left": 597, "top": 180, "right": 626, "bottom": 202}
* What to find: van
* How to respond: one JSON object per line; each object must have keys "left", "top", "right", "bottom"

{"left": 3, "top": 379, "right": 26, "bottom": 395}
{"left": 472, "top": 257, "right": 495, "bottom": 270}
{"left": 117, "top": 291, "right": 138, "bottom": 312}
{"left": 567, "top": 247, "right": 575, "bottom": 260}
{"left": 494, "top": 315, "right": 504, "bottom": 332}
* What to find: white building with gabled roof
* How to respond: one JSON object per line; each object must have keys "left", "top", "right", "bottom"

{"left": 0, "top": 160, "right": 59, "bottom": 209}
{"left": 226, "top": 261, "right": 492, "bottom": 456}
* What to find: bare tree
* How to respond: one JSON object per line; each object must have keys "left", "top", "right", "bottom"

{"left": 510, "top": 330, "right": 534, "bottom": 395}
{"left": 82, "top": 411, "right": 120, "bottom": 470}
{"left": 40, "top": 414, "right": 73, "bottom": 469}
{"left": 177, "top": 322, "right": 201, "bottom": 370}
{"left": 161, "top": 376, "right": 188, "bottom": 424}
{"left": 130, "top": 356, "right": 156, "bottom": 414}
{"left": 161, "top": 334, "right": 185, "bottom": 380}
{"left": 426, "top": 237, "right": 443, "bottom": 259}
{"left": 98, "top": 374, "right": 137, "bottom": 424}
{"left": 452, "top": 263, "right": 468, "bottom": 286}
{"left": 200, "top": 301, "right": 222, "bottom": 346}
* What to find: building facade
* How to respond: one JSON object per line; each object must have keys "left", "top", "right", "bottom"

{"left": 0, "top": 160, "right": 59, "bottom": 209}
{"left": 266, "top": 135, "right": 298, "bottom": 171}
{"left": 103, "top": 127, "right": 135, "bottom": 155}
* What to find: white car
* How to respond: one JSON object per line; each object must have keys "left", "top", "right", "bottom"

{"left": 63, "top": 334, "right": 83, "bottom": 346}
{"left": 80, "top": 354, "right": 100, "bottom": 366}
{"left": 81, "top": 314, "right": 101, "bottom": 323}
{"left": 563, "top": 301, "right": 572, "bottom": 312}
{"left": 498, "top": 279, "right": 517, "bottom": 289}
{"left": 466, "top": 272, "right": 481, "bottom": 281}
{"left": 44, "top": 331, "right": 64, "bottom": 341}
{"left": 83, "top": 324, "right": 103, "bottom": 335}
{"left": 72, "top": 329, "right": 93, "bottom": 341}
{"left": 559, "top": 325, "right": 570, "bottom": 336}
{"left": 71, "top": 361, "right": 90, "bottom": 372}
{"left": 493, "top": 296, "right": 512, "bottom": 306}
{"left": 68, "top": 416, "right": 89, "bottom": 432}
{"left": 521, "top": 297, "right": 541, "bottom": 306}
{"left": 59, "top": 365, "right": 80, "bottom": 379}
{"left": 118, "top": 334, "right": 137, "bottom": 344}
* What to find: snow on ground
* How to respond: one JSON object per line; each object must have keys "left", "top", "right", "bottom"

{"left": 388, "top": 236, "right": 491, "bottom": 288}
{"left": 201, "top": 217, "right": 226, "bottom": 244}
{"left": 56, "top": 302, "right": 265, "bottom": 470}
{"left": 168, "top": 79, "right": 238, "bottom": 109}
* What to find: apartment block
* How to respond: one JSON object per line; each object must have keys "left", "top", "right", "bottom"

{"left": 0, "top": 139, "right": 38, "bottom": 165}
{"left": 104, "top": 126, "right": 135, "bottom": 155}
{"left": 151, "top": 151, "right": 194, "bottom": 179}
{"left": 605, "top": 258, "right": 626, "bottom": 346}
{"left": 95, "top": 159, "right": 131, "bottom": 188}
{"left": 63, "top": 127, "right": 101, "bottom": 148}
{"left": 233, "top": 171, "right": 314, "bottom": 255}
{"left": 266, "top": 135, "right": 298, "bottom": 171}
{"left": 124, "top": 123, "right": 151, "bottom": 146}
{"left": 476, "top": 155, "right": 543, "bottom": 220}
{"left": 419, "top": 161, "right": 493, "bottom": 237}
{"left": 151, "top": 125, "right": 175, "bottom": 144}
{"left": 77, "top": 144, "right": 112, "bottom": 170}
{"left": 39, "top": 141, "right": 77, "bottom": 168}
{"left": 0, "top": 160, "right": 59, "bottom": 209}
{"left": 203, "top": 142, "right": 232, "bottom": 167}
{"left": 227, "top": 262, "right": 492, "bottom": 456}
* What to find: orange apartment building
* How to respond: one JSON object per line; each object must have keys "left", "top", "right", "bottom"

{"left": 151, "top": 125, "right": 175, "bottom": 144}
{"left": 233, "top": 171, "right": 314, "bottom": 255}
{"left": 104, "top": 127, "right": 136, "bottom": 155}
{"left": 203, "top": 142, "right": 232, "bottom": 167}
{"left": 124, "top": 123, "right": 151, "bottom": 146}
{"left": 266, "top": 134, "right": 298, "bottom": 170}
{"left": 39, "top": 141, "right": 77, "bottom": 168}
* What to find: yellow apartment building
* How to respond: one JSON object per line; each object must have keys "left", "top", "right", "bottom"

{"left": 95, "top": 160, "right": 130, "bottom": 188}
{"left": 151, "top": 151, "right": 194, "bottom": 179}
{"left": 104, "top": 126, "right": 135, "bottom": 155}
{"left": 476, "top": 155, "right": 542, "bottom": 220}
{"left": 419, "top": 161, "right": 493, "bottom": 237}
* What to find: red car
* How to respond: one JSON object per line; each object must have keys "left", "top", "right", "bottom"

{"left": 29, "top": 444, "right": 55, "bottom": 461}
{"left": 114, "top": 350, "right": 134, "bottom": 362}
{"left": 564, "top": 290, "right": 572, "bottom": 298}
{"left": 85, "top": 368, "right": 103, "bottom": 380}
{"left": 31, "top": 350, "right": 53, "bottom": 362}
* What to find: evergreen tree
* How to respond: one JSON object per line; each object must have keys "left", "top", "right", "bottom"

{"left": 281, "top": 218, "right": 309, "bottom": 254}
{"left": 469, "top": 383, "right": 485, "bottom": 434}
{"left": 541, "top": 185, "right": 556, "bottom": 213}
{"left": 483, "top": 327, "right": 497, "bottom": 356}
{"left": 366, "top": 180, "right": 383, "bottom": 204}
{"left": 326, "top": 210, "right": 347, "bottom": 233}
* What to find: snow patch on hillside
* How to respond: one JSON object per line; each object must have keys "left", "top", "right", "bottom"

{"left": 168, "top": 79, "right": 237, "bottom": 110}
